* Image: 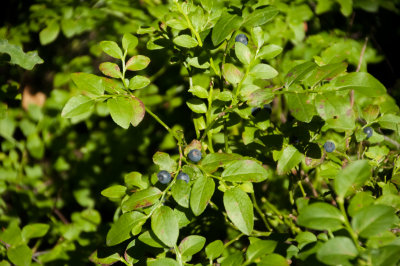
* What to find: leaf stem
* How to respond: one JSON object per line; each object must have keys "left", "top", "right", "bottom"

{"left": 144, "top": 106, "right": 181, "bottom": 144}
{"left": 337, "top": 197, "right": 362, "bottom": 252}
{"left": 175, "top": 1, "right": 203, "bottom": 47}
{"left": 224, "top": 233, "right": 244, "bottom": 248}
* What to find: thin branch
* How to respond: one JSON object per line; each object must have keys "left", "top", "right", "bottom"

{"left": 356, "top": 37, "right": 369, "bottom": 72}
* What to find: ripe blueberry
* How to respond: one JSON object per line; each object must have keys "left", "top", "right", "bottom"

{"left": 363, "top": 127, "right": 373, "bottom": 139}
{"left": 323, "top": 141, "right": 335, "bottom": 153}
{"left": 188, "top": 149, "right": 202, "bottom": 163}
{"left": 251, "top": 104, "right": 271, "bottom": 116}
{"left": 176, "top": 172, "right": 190, "bottom": 183}
{"left": 235, "top": 34, "right": 248, "bottom": 46}
{"left": 157, "top": 170, "right": 171, "bottom": 184}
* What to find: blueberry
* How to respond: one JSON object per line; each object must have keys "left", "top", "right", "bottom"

{"left": 157, "top": 170, "right": 171, "bottom": 184}
{"left": 363, "top": 127, "right": 373, "bottom": 139}
{"left": 188, "top": 149, "right": 202, "bottom": 163}
{"left": 235, "top": 34, "right": 248, "bottom": 46}
{"left": 323, "top": 141, "right": 335, "bottom": 153}
{"left": 176, "top": 172, "right": 190, "bottom": 183}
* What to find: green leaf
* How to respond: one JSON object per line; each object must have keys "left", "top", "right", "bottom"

{"left": 107, "top": 96, "right": 145, "bottom": 129}
{"left": 221, "top": 252, "right": 244, "bottom": 266}
{"left": 223, "top": 187, "right": 254, "bottom": 235}
{"left": 99, "top": 41, "right": 123, "bottom": 59}
{"left": 173, "top": 35, "right": 198, "bottom": 48}
{"left": 378, "top": 114, "right": 400, "bottom": 131}
{"left": 7, "top": 244, "right": 32, "bottom": 266}
{"left": 334, "top": 160, "right": 371, "bottom": 199}
{"left": 129, "top": 75, "right": 150, "bottom": 90}
{"left": 250, "top": 64, "right": 278, "bottom": 80}
{"left": 257, "top": 254, "right": 289, "bottom": 266}
{"left": 129, "top": 96, "right": 146, "bottom": 127}
{"left": 246, "top": 239, "right": 277, "bottom": 262}
{"left": 171, "top": 180, "right": 191, "bottom": 208}
{"left": 71, "top": 72, "right": 105, "bottom": 96}
{"left": 316, "top": 237, "right": 358, "bottom": 266}
{"left": 126, "top": 55, "right": 150, "bottom": 71}
{"left": 295, "top": 232, "right": 317, "bottom": 249}
{"left": 122, "top": 33, "right": 138, "bottom": 51}
{"left": 125, "top": 172, "right": 148, "bottom": 190}
{"left": 0, "top": 222, "right": 23, "bottom": 246}
{"left": 285, "top": 89, "right": 316, "bottom": 123}
{"left": 148, "top": 258, "right": 179, "bottom": 266}
{"left": 285, "top": 62, "right": 317, "bottom": 88}
{"left": 315, "top": 92, "right": 355, "bottom": 130}
{"left": 303, "top": 62, "right": 347, "bottom": 88}
{"left": 206, "top": 240, "right": 224, "bottom": 260}
{"left": 242, "top": 6, "right": 279, "bottom": 27}
{"left": 179, "top": 235, "right": 206, "bottom": 257}
{"left": 200, "top": 153, "right": 242, "bottom": 173}
{"left": 277, "top": 146, "right": 304, "bottom": 175}
{"left": 0, "top": 39, "right": 43, "bottom": 70}
{"left": 61, "top": 95, "right": 94, "bottom": 118}
{"left": 138, "top": 230, "right": 166, "bottom": 248}
{"left": 376, "top": 194, "right": 400, "bottom": 210}
{"left": 297, "top": 202, "right": 344, "bottom": 231}
{"left": 351, "top": 205, "right": 399, "bottom": 238}
{"left": 106, "top": 211, "right": 146, "bottom": 246}
{"left": 371, "top": 245, "right": 400, "bottom": 266}
{"left": 247, "top": 88, "right": 274, "bottom": 107}
{"left": 212, "top": 13, "right": 243, "bottom": 46}
{"left": 99, "top": 62, "right": 122, "bottom": 78}
{"left": 222, "top": 63, "right": 243, "bottom": 84}
{"left": 348, "top": 191, "right": 374, "bottom": 217}
{"left": 151, "top": 206, "right": 179, "bottom": 247}
{"left": 190, "top": 175, "right": 215, "bottom": 216}
{"left": 152, "top": 151, "right": 177, "bottom": 172}
{"left": 21, "top": 224, "right": 49, "bottom": 240}
{"left": 107, "top": 97, "right": 133, "bottom": 129}
{"left": 189, "top": 85, "right": 208, "bottom": 99}
{"left": 39, "top": 20, "right": 60, "bottom": 45}
{"left": 122, "top": 187, "right": 162, "bottom": 212}
{"left": 235, "top": 42, "right": 251, "bottom": 65}
{"left": 257, "top": 44, "right": 283, "bottom": 60}
{"left": 334, "top": 72, "right": 386, "bottom": 96}
{"left": 186, "top": 98, "right": 207, "bottom": 114}
{"left": 222, "top": 160, "right": 269, "bottom": 183}
{"left": 101, "top": 185, "right": 127, "bottom": 199}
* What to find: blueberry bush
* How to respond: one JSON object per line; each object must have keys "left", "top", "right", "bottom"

{"left": 1, "top": 0, "right": 400, "bottom": 265}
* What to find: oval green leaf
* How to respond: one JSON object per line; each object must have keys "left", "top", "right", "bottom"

{"left": 173, "top": 35, "right": 198, "bottom": 48}
{"left": 151, "top": 206, "right": 179, "bottom": 247}
{"left": 297, "top": 202, "right": 345, "bottom": 231}
{"left": 190, "top": 175, "right": 215, "bottom": 216}
{"left": 99, "top": 62, "right": 122, "bottom": 78}
{"left": 122, "top": 187, "right": 162, "bottom": 212}
{"left": 223, "top": 187, "right": 254, "bottom": 235}
{"left": 126, "top": 55, "right": 150, "bottom": 71}
{"left": 222, "top": 160, "right": 269, "bottom": 183}
{"left": 100, "top": 41, "right": 123, "bottom": 59}
{"left": 334, "top": 160, "right": 371, "bottom": 199}
{"left": 106, "top": 211, "right": 146, "bottom": 246}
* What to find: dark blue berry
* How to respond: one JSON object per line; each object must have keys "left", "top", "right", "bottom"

{"left": 188, "top": 149, "right": 202, "bottom": 163}
{"left": 235, "top": 34, "right": 248, "bottom": 46}
{"left": 363, "top": 127, "right": 373, "bottom": 139}
{"left": 176, "top": 172, "right": 190, "bottom": 183}
{"left": 157, "top": 170, "right": 171, "bottom": 184}
{"left": 323, "top": 141, "right": 335, "bottom": 153}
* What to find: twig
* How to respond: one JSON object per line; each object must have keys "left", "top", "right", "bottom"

{"left": 356, "top": 37, "right": 369, "bottom": 72}
{"left": 53, "top": 208, "right": 69, "bottom": 224}
{"left": 384, "top": 136, "right": 400, "bottom": 150}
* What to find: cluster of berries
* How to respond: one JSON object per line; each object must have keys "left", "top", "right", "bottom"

{"left": 323, "top": 126, "right": 373, "bottom": 153}
{"left": 157, "top": 149, "right": 202, "bottom": 184}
